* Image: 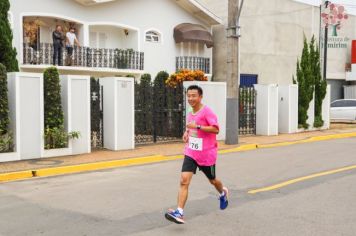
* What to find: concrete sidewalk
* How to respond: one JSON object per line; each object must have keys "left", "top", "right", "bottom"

{"left": 1, "top": 123, "right": 356, "bottom": 176}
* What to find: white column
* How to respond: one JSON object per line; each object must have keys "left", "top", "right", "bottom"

{"left": 83, "top": 24, "right": 90, "bottom": 47}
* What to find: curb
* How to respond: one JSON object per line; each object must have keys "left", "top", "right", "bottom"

{"left": 1, "top": 132, "right": 356, "bottom": 183}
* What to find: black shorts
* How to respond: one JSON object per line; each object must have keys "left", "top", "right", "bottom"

{"left": 181, "top": 155, "right": 216, "bottom": 180}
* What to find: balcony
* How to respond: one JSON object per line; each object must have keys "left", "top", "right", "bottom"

{"left": 23, "top": 43, "right": 144, "bottom": 70}
{"left": 176, "top": 56, "right": 210, "bottom": 74}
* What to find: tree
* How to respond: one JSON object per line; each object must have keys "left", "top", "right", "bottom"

{"left": 312, "top": 37, "right": 327, "bottom": 127}
{"left": 0, "top": 63, "right": 9, "bottom": 135}
{"left": 43, "top": 67, "right": 66, "bottom": 149}
{"left": 0, "top": 0, "right": 19, "bottom": 72}
{"left": 293, "top": 36, "right": 314, "bottom": 129}
{"left": 0, "top": 63, "right": 13, "bottom": 152}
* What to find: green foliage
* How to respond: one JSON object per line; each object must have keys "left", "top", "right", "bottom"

{"left": 294, "top": 36, "right": 314, "bottom": 129}
{"left": 294, "top": 35, "right": 327, "bottom": 129}
{"left": 0, "top": 131, "right": 13, "bottom": 153}
{"left": 44, "top": 67, "right": 64, "bottom": 129}
{"left": 0, "top": 0, "right": 19, "bottom": 72}
{"left": 0, "top": 64, "right": 10, "bottom": 135}
{"left": 0, "top": 63, "right": 13, "bottom": 152}
{"left": 312, "top": 37, "right": 327, "bottom": 128}
{"left": 153, "top": 71, "right": 169, "bottom": 110}
{"left": 43, "top": 67, "right": 81, "bottom": 149}
{"left": 135, "top": 73, "right": 153, "bottom": 135}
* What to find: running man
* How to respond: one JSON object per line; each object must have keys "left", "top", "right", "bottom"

{"left": 165, "top": 85, "right": 228, "bottom": 224}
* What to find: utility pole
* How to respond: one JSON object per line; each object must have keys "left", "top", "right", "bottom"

{"left": 323, "top": 0, "right": 329, "bottom": 80}
{"left": 225, "top": 0, "right": 239, "bottom": 144}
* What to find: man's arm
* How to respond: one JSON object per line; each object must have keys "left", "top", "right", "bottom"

{"left": 186, "top": 123, "right": 219, "bottom": 134}
{"left": 74, "top": 37, "right": 80, "bottom": 46}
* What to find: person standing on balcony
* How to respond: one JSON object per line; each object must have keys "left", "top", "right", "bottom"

{"left": 65, "top": 27, "right": 80, "bottom": 66}
{"left": 52, "top": 25, "right": 64, "bottom": 66}
{"left": 165, "top": 85, "right": 229, "bottom": 224}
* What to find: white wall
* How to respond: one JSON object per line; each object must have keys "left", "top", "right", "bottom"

{"left": 7, "top": 73, "right": 44, "bottom": 160}
{"left": 100, "top": 77, "right": 134, "bottom": 150}
{"left": 307, "top": 93, "right": 315, "bottom": 129}
{"left": 278, "top": 85, "right": 298, "bottom": 133}
{"left": 254, "top": 84, "right": 279, "bottom": 136}
{"left": 322, "top": 85, "right": 331, "bottom": 130}
{"left": 344, "top": 85, "right": 356, "bottom": 99}
{"left": 61, "top": 75, "right": 91, "bottom": 155}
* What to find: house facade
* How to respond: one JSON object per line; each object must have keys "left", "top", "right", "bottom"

{"left": 197, "top": 0, "right": 356, "bottom": 101}
{"left": 9, "top": 0, "right": 222, "bottom": 78}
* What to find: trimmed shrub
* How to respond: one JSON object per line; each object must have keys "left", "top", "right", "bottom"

{"left": 0, "top": 0, "right": 19, "bottom": 72}
{"left": 43, "top": 67, "right": 66, "bottom": 149}
{"left": 0, "top": 63, "right": 13, "bottom": 152}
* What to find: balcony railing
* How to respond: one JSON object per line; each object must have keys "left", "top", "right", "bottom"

{"left": 23, "top": 43, "right": 144, "bottom": 70}
{"left": 176, "top": 56, "right": 210, "bottom": 74}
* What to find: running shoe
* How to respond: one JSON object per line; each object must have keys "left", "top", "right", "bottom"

{"left": 219, "top": 187, "right": 229, "bottom": 210}
{"left": 165, "top": 208, "right": 185, "bottom": 224}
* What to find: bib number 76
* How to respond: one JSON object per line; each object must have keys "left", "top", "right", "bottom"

{"left": 189, "top": 137, "right": 203, "bottom": 151}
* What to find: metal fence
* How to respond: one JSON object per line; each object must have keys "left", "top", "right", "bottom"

{"left": 239, "top": 87, "right": 257, "bottom": 135}
{"left": 23, "top": 43, "right": 144, "bottom": 70}
{"left": 135, "top": 81, "right": 185, "bottom": 144}
{"left": 176, "top": 56, "right": 210, "bottom": 74}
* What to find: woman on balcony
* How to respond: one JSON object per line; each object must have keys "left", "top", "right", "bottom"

{"left": 52, "top": 25, "right": 64, "bottom": 66}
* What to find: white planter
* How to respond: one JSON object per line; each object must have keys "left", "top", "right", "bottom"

{"left": 42, "top": 147, "right": 72, "bottom": 158}
{"left": 183, "top": 81, "right": 227, "bottom": 141}
{"left": 0, "top": 152, "right": 20, "bottom": 163}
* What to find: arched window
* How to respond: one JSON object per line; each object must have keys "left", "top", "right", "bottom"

{"left": 145, "top": 31, "right": 161, "bottom": 43}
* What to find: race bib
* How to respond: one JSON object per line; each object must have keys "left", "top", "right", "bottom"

{"left": 189, "top": 136, "right": 203, "bottom": 151}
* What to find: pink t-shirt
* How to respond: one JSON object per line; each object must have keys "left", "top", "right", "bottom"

{"left": 184, "top": 105, "right": 219, "bottom": 166}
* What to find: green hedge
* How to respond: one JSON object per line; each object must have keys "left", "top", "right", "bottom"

{"left": 0, "top": 63, "right": 13, "bottom": 152}
{"left": 0, "top": 0, "right": 19, "bottom": 72}
{"left": 43, "top": 67, "right": 66, "bottom": 149}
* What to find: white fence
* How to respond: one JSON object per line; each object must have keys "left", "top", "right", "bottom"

{"left": 0, "top": 73, "right": 91, "bottom": 163}
{"left": 100, "top": 77, "right": 135, "bottom": 150}
{"left": 254, "top": 84, "right": 279, "bottom": 136}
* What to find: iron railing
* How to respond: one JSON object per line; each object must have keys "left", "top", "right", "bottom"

{"left": 22, "top": 43, "right": 144, "bottom": 70}
{"left": 239, "top": 87, "right": 257, "bottom": 135}
{"left": 176, "top": 56, "right": 210, "bottom": 74}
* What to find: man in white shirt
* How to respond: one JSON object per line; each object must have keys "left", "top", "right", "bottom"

{"left": 65, "top": 27, "right": 80, "bottom": 66}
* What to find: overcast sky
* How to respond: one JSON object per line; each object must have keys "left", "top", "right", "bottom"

{"left": 294, "top": 0, "right": 356, "bottom": 15}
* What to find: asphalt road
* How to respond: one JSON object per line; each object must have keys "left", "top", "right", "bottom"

{"left": 0, "top": 137, "right": 355, "bottom": 236}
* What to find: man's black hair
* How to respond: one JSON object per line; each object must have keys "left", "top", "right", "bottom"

{"left": 187, "top": 85, "right": 203, "bottom": 96}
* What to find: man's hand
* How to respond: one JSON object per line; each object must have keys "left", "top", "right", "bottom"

{"left": 186, "top": 122, "right": 197, "bottom": 129}
{"left": 182, "top": 130, "right": 189, "bottom": 143}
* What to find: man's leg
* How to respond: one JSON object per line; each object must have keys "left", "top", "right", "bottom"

{"left": 202, "top": 165, "right": 229, "bottom": 210}
{"left": 209, "top": 178, "right": 224, "bottom": 194}
{"left": 165, "top": 156, "right": 196, "bottom": 224}
{"left": 53, "top": 44, "right": 58, "bottom": 65}
{"left": 177, "top": 171, "right": 194, "bottom": 209}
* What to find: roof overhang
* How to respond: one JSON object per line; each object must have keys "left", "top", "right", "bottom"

{"left": 175, "top": 0, "right": 223, "bottom": 25}
{"left": 174, "top": 23, "right": 213, "bottom": 47}
{"left": 74, "top": 0, "right": 116, "bottom": 6}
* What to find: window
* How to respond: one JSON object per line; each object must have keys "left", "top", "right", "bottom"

{"left": 240, "top": 74, "right": 258, "bottom": 88}
{"left": 331, "top": 100, "right": 347, "bottom": 107}
{"left": 145, "top": 31, "right": 160, "bottom": 43}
